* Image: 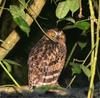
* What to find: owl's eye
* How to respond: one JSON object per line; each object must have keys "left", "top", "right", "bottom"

{"left": 59, "top": 34, "right": 65, "bottom": 42}
{"left": 51, "top": 32, "right": 56, "bottom": 37}
{"left": 61, "top": 34, "right": 65, "bottom": 39}
{"left": 50, "top": 31, "right": 57, "bottom": 38}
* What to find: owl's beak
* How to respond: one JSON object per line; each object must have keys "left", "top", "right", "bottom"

{"left": 56, "top": 35, "right": 61, "bottom": 40}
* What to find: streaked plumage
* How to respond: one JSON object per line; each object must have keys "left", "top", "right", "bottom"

{"left": 28, "top": 29, "right": 67, "bottom": 89}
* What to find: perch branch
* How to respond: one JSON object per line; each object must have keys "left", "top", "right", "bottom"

{"left": 0, "top": 0, "right": 46, "bottom": 60}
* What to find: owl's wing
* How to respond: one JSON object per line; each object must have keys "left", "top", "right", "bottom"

{"left": 28, "top": 36, "right": 48, "bottom": 67}
{"left": 28, "top": 36, "right": 51, "bottom": 88}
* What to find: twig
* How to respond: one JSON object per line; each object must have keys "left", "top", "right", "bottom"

{"left": 0, "top": 61, "right": 20, "bottom": 88}
{"left": 18, "top": 0, "right": 55, "bottom": 42}
{"left": 65, "top": 43, "right": 77, "bottom": 68}
{"left": 78, "top": 0, "right": 83, "bottom": 18}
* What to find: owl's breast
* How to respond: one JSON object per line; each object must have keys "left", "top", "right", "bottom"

{"left": 28, "top": 37, "right": 66, "bottom": 68}
{"left": 28, "top": 35, "right": 67, "bottom": 88}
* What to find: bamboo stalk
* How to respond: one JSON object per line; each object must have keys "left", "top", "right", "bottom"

{"left": 87, "top": 0, "right": 95, "bottom": 97}
{"left": 0, "top": 0, "right": 46, "bottom": 60}
{"left": 87, "top": 0, "right": 100, "bottom": 98}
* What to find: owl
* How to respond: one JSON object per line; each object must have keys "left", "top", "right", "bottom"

{"left": 28, "top": 29, "right": 67, "bottom": 89}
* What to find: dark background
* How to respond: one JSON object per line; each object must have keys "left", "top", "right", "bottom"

{"left": 0, "top": 0, "right": 99, "bottom": 88}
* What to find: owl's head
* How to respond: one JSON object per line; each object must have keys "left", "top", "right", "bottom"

{"left": 47, "top": 29, "right": 66, "bottom": 43}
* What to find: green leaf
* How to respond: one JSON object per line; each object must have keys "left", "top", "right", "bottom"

{"left": 56, "top": 0, "right": 79, "bottom": 19}
{"left": 68, "top": 0, "right": 79, "bottom": 15}
{"left": 70, "top": 62, "right": 81, "bottom": 75}
{"left": 10, "top": 5, "right": 20, "bottom": 18}
{"left": 9, "top": 5, "right": 26, "bottom": 18}
{"left": 34, "top": 85, "right": 65, "bottom": 94}
{"left": 65, "top": 17, "right": 75, "bottom": 23}
{"left": 78, "top": 41, "right": 87, "bottom": 49}
{"left": 81, "top": 65, "right": 91, "bottom": 78}
{"left": 75, "top": 21, "right": 90, "bottom": 31}
{"left": 19, "top": 0, "right": 27, "bottom": 8}
{"left": 56, "top": 0, "right": 69, "bottom": 19}
{"left": 13, "top": 16, "right": 30, "bottom": 36}
{"left": 9, "top": 5, "right": 30, "bottom": 36}
{"left": 2, "top": 61, "right": 12, "bottom": 72}
{"left": 3, "top": 59, "right": 22, "bottom": 67}
{"left": 56, "top": 17, "right": 75, "bottom": 25}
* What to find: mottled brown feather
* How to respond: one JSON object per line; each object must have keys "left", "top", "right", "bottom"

{"left": 28, "top": 29, "right": 67, "bottom": 89}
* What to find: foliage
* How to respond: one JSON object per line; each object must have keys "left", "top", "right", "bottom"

{"left": 0, "top": 0, "right": 100, "bottom": 98}
{"left": 9, "top": 3, "right": 30, "bottom": 36}
{"left": 56, "top": 0, "right": 79, "bottom": 19}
